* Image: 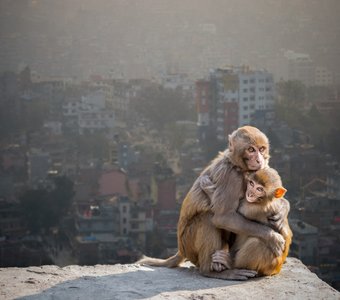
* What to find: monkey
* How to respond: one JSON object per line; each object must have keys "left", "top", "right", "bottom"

{"left": 138, "top": 126, "right": 289, "bottom": 280}
{"left": 200, "top": 167, "right": 292, "bottom": 276}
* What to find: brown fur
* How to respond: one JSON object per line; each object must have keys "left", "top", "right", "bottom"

{"left": 232, "top": 168, "right": 292, "bottom": 276}
{"left": 138, "top": 126, "right": 284, "bottom": 280}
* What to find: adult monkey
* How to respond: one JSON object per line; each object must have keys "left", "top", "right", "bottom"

{"left": 139, "top": 126, "right": 288, "bottom": 280}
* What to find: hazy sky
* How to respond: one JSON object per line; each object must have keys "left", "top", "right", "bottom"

{"left": 0, "top": 0, "right": 339, "bottom": 80}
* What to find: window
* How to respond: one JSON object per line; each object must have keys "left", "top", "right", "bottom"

{"left": 243, "top": 106, "right": 248, "bottom": 110}
{"left": 243, "top": 80, "right": 248, "bottom": 84}
{"left": 243, "top": 115, "right": 249, "bottom": 119}
{"left": 243, "top": 88, "right": 248, "bottom": 93}
{"left": 123, "top": 218, "right": 127, "bottom": 224}
{"left": 243, "top": 97, "right": 248, "bottom": 101}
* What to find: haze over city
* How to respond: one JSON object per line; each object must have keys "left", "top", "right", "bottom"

{"left": 1, "top": 0, "right": 339, "bottom": 80}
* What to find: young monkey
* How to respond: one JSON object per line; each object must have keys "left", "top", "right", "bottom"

{"left": 200, "top": 167, "right": 292, "bottom": 276}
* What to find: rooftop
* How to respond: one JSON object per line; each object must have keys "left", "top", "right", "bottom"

{"left": 1, "top": 258, "right": 338, "bottom": 300}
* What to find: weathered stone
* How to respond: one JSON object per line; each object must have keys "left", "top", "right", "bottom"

{"left": 0, "top": 258, "right": 338, "bottom": 300}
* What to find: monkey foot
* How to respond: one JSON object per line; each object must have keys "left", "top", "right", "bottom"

{"left": 203, "top": 269, "right": 257, "bottom": 281}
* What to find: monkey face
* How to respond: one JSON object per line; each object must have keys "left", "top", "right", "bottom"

{"left": 243, "top": 145, "right": 267, "bottom": 171}
{"left": 228, "top": 126, "right": 270, "bottom": 171}
{"left": 246, "top": 179, "right": 266, "bottom": 203}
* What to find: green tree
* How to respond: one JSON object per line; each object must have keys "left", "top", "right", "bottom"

{"left": 277, "top": 80, "right": 306, "bottom": 107}
{"left": 131, "top": 86, "right": 194, "bottom": 131}
{"left": 74, "top": 133, "right": 110, "bottom": 160}
{"left": 19, "top": 189, "right": 50, "bottom": 234}
{"left": 19, "top": 176, "right": 74, "bottom": 234}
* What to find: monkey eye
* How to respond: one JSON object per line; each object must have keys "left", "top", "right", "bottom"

{"left": 259, "top": 146, "right": 266, "bottom": 153}
{"left": 248, "top": 146, "right": 255, "bottom": 153}
{"left": 249, "top": 180, "right": 254, "bottom": 187}
{"left": 257, "top": 187, "right": 264, "bottom": 192}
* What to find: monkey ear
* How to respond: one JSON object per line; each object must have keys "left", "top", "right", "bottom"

{"left": 274, "top": 187, "right": 287, "bottom": 199}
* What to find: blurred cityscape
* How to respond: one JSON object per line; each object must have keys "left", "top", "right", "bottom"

{"left": 0, "top": 0, "right": 340, "bottom": 292}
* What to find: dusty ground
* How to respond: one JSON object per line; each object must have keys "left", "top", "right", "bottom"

{"left": 0, "top": 258, "right": 339, "bottom": 300}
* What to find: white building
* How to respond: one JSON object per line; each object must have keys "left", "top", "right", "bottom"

{"left": 315, "top": 66, "right": 334, "bottom": 87}
{"left": 206, "top": 67, "right": 275, "bottom": 141}
{"left": 62, "top": 90, "right": 114, "bottom": 134}
{"left": 238, "top": 71, "right": 275, "bottom": 126}
{"left": 271, "top": 50, "right": 315, "bottom": 86}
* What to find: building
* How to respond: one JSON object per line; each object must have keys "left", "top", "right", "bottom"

{"left": 73, "top": 197, "right": 144, "bottom": 265}
{"left": 196, "top": 66, "right": 275, "bottom": 142}
{"left": 0, "top": 200, "right": 26, "bottom": 238}
{"left": 27, "top": 149, "right": 51, "bottom": 186}
{"left": 270, "top": 50, "right": 315, "bottom": 86}
{"left": 315, "top": 67, "right": 334, "bottom": 87}
{"left": 289, "top": 219, "right": 318, "bottom": 266}
{"left": 286, "top": 51, "right": 315, "bottom": 87}
{"left": 62, "top": 90, "right": 114, "bottom": 134}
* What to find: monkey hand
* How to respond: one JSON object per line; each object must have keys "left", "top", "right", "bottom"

{"left": 199, "top": 175, "right": 216, "bottom": 199}
{"left": 268, "top": 199, "right": 290, "bottom": 232}
{"left": 210, "top": 249, "right": 232, "bottom": 272}
{"left": 267, "top": 231, "right": 285, "bottom": 256}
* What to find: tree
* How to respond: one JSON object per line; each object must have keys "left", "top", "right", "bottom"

{"left": 19, "top": 176, "right": 74, "bottom": 234}
{"left": 277, "top": 80, "right": 306, "bottom": 107}
{"left": 19, "top": 189, "right": 49, "bottom": 234}
{"left": 131, "top": 86, "right": 194, "bottom": 131}
{"left": 74, "top": 132, "right": 110, "bottom": 160}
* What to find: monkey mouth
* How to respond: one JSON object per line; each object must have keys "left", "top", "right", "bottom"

{"left": 246, "top": 192, "right": 258, "bottom": 203}
{"left": 246, "top": 160, "right": 263, "bottom": 170}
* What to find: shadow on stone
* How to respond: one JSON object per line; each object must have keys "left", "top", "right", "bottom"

{"left": 16, "top": 265, "right": 243, "bottom": 300}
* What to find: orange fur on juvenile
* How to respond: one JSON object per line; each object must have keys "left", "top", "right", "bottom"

{"left": 232, "top": 168, "right": 292, "bottom": 276}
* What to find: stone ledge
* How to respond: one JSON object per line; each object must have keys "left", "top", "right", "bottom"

{"left": 0, "top": 258, "right": 339, "bottom": 300}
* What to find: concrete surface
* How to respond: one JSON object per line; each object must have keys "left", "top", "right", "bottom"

{"left": 0, "top": 258, "right": 339, "bottom": 300}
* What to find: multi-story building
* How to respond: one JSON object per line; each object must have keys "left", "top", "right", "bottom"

{"left": 62, "top": 90, "right": 114, "bottom": 134}
{"left": 315, "top": 67, "right": 334, "bottom": 87}
{"left": 286, "top": 51, "right": 315, "bottom": 87}
{"left": 289, "top": 219, "right": 318, "bottom": 266}
{"left": 196, "top": 66, "right": 275, "bottom": 142}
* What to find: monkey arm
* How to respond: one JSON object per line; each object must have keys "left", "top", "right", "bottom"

{"left": 212, "top": 210, "right": 274, "bottom": 241}
{"left": 198, "top": 175, "right": 216, "bottom": 199}
{"left": 268, "top": 198, "right": 290, "bottom": 233}
{"left": 212, "top": 211, "right": 285, "bottom": 257}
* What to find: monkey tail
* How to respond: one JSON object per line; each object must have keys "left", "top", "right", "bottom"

{"left": 137, "top": 251, "right": 184, "bottom": 268}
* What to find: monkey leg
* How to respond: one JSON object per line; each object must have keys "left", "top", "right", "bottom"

{"left": 233, "top": 237, "right": 279, "bottom": 276}
{"left": 190, "top": 214, "right": 257, "bottom": 280}
{"left": 190, "top": 213, "right": 226, "bottom": 273}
